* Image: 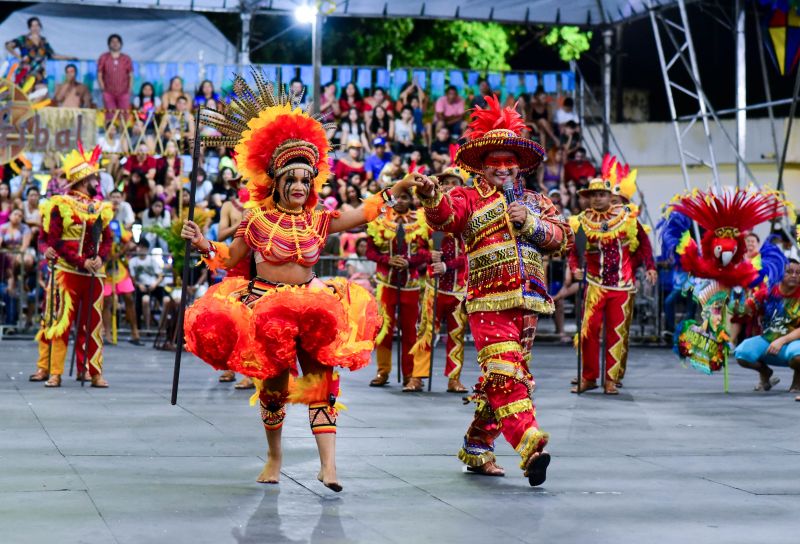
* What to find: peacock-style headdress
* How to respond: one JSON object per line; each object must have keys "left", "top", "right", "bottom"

{"left": 200, "top": 69, "right": 334, "bottom": 210}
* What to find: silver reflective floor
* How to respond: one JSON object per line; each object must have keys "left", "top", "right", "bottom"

{"left": 1, "top": 340, "right": 798, "bottom": 544}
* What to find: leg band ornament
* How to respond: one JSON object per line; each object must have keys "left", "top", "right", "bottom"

{"left": 515, "top": 428, "right": 550, "bottom": 470}
{"left": 457, "top": 438, "right": 496, "bottom": 467}
{"left": 259, "top": 391, "right": 288, "bottom": 431}
{"left": 308, "top": 401, "right": 337, "bottom": 435}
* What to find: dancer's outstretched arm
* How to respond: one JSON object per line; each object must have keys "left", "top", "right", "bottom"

{"left": 181, "top": 220, "right": 249, "bottom": 271}
{"left": 328, "top": 175, "right": 420, "bottom": 234}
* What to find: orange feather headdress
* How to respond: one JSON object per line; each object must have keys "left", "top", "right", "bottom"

{"left": 61, "top": 140, "right": 102, "bottom": 185}
{"left": 455, "top": 94, "right": 545, "bottom": 175}
{"left": 200, "top": 69, "right": 333, "bottom": 210}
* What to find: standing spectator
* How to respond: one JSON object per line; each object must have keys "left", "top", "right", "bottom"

{"left": 434, "top": 85, "right": 466, "bottom": 137}
{"left": 340, "top": 107, "right": 370, "bottom": 150}
{"left": 0, "top": 209, "right": 33, "bottom": 293}
{"left": 161, "top": 76, "right": 190, "bottom": 111}
{"left": 128, "top": 239, "right": 169, "bottom": 331}
{"left": 5, "top": 17, "right": 74, "bottom": 86}
{"left": 346, "top": 237, "right": 376, "bottom": 294}
{"left": 319, "top": 82, "right": 340, "bottom": 138}
{"left": 365, "top": 137, "right": 393, "bottom": 182}
{"left": 109, "top": 189, "right": 135, "bottom": 229}
{"left": 368, "top": 105, "right": 394, "bottom": 142}
{"left": 125, "top": 170, "right": 153, "bottom": 216}
{"left": 53, "top": 64, "right": 92, "bottom": 108}
{"left": 97, "top": 34, "right": 133, "bottom": 113}
{"left": 289, "top": 78, "right": 308, "bottom": 105}
{"left": 9, "top": 164, "right": 35, "bottom": 200}
{"left": 338, "top": 82, "right": 364, "bottom": 117}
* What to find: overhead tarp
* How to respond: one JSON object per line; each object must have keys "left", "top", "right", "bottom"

{"left": 0, "top": 4, "right": 236, "bottom": 64}
{"left": 11, "top": 1, "right": 681, "bottom": 26}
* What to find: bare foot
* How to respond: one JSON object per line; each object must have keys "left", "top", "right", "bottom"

{"left": 257, "top": 454, "right": 281, "bottom": 484}
{"left": 466, "top": 460, "right": 505, "bottom": 476}
{"left": 317, "top": 466, "right": 342, "bottom": 492}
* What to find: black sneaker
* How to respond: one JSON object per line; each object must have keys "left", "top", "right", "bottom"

{"left": 128, "top": 338, "right": 144, "bottom": 346}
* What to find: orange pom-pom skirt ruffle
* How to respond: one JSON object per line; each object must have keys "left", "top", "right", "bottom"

{"left": 184, "top": 277, "right": 381, "bottom": 380}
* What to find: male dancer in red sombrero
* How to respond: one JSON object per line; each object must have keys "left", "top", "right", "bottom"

{"left": 413, "top": 96, "right": 573, "bottom": 486}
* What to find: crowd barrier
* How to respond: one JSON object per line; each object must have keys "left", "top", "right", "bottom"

{"left": 1, "top": 250, "right": 685, "bottom": 345}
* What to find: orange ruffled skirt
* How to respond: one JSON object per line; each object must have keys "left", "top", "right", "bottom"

{"left": 184, "top": 277, "right": 381, "bottom": 380}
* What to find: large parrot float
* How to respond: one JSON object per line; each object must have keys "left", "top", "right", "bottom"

{"left": 658, "top": 186, "right": 790, "bottom": 387}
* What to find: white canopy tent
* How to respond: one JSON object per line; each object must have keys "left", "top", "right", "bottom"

{"left": 0, "top": 3, "right": 237, "bottom": 63}
{"left": 8, "top": 0, "right": 666, "bottom": 25}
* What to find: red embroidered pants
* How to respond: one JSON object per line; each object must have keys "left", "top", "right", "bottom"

{"left": 459, "top": 309, "right": 549, "bottom": 470}
{"left": 376, "top": 286, "right": 427, "bottom": 378}
{"left": 580, "top": 284, "right": 635, "bottom": 383}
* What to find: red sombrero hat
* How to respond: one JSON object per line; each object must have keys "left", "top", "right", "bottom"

{"left": 455, "top": 95, "right": 545, "bottom": 175}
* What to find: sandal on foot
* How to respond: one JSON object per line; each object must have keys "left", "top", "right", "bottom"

{"left": 369, "top": 373, "right": 389, "bottom": 387}
{"left": 44, "top": 375, "right": 61, "bottom": 388}
{"left": 603, "top": 381, "right": 619, "bottom": 395}
{"left": 29, "top": 369, "right": 49, "bottom": 382}
{"left": 466, "top": 461, "right": 505, "bottom": 477}
{"left": 525, "top": 452, "right": 551, "bottom": 487}
{"left": 571, "top": 380, "right": 598, "bottom": 393}
{"left": 754, "top": 376, "right": 780, "bottom": 391}
{"left": 91, "top": 375, "right": 109, "bottom": 388}
{"left": 403, "top": 377, "right": 424, "bottom": 392}
{"left": 218, "top": 370, "right": 236, "bottom": 383}
{"left": 234, "top": 377, "right": 255, "bottom": 390}
{"left": 447, "top": 379, "right": 468, "bottom": 393}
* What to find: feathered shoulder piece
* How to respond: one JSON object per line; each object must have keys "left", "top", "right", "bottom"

{"left": 671, "top": 186, "right": 787, "bottom": 234}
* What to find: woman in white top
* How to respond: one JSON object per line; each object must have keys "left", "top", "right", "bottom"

{"left": 345, "top": 237, "right": 376, "bottom": 294}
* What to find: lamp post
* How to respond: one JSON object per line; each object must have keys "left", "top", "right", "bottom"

{"left": 295, "top": 2, "right": 322, "bottom": 114}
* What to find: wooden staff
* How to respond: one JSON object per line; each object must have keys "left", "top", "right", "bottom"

{"left": 427, "top": 231, "right": 445, "bottom": 392}
{"left": 171, "top": 113, "right": 203, "bottom": 405}
{"left": 574, "top": 226, "right": 588, "bottom": 395}
{"left": 45, "top": 257, "right": 57, "bottom": 376}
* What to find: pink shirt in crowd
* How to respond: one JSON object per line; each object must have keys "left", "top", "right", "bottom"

{"left": 97, "top": 52, "right": 133, "bottom": 96}
{"left": 435, "top": 95, "right": 465, "bottom": 118}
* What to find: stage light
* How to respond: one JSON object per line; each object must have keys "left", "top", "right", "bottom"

{"left": 294, "top": 3, "right": 318, "bottom": 24}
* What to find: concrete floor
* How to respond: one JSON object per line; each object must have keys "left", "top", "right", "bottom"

{"left": 1, "top": 339, "right": 798, "bottom": 544}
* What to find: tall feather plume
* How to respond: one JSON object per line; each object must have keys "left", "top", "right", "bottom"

{"left": 465, "top": 94, "right": 526, "bottom": 140}
{"left": 600, "top": 153, "right": 617, "bottom": 181}
{"left": 672, "top": 187, "right": 785, "bottom": 233}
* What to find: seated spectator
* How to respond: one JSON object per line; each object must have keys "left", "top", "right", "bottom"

{"left": 379, "top": 155, "right": 405, "bottom": 182}
{"left": 161, "top": 76, "right": 190, "bottom": 111}
{"left": 53, "top": 64, "right": 92, "bottom": 108}
{"left": 364, "top": 87, "right": 393, "bottom": 123}
{"left": 338, "top": 82, "right": 364, "bottom": 118}
{"left": 141, "top": 199, "right": 171, "bottom": 252}
{"left": 97, "top": 33, "right": 133, "bottom": 113}
{"left": 334, "top": 142, "right": 366, "bottom": 185}
{"left": 9, "top": 165, "right": 35, "bottom": 201}
{"left": 290, "top": 78, "right": 308, "bottom": 105}
{"left": 124, "top": 143, "right": 158, "bottom": 183}
{"left": 537, "top": 146, "right": 565, "bottom": 194}
{"left": 183, "top": 168, "right": 213, "bottom": 209}
{"left": 734, "top": 259, "right": 800, "bottom": 393}
{"left": 0, "top": 209, "right": 33, "bottom": 293}
{"left": 469, "top": 78, "right": 492, "bottom": 109}
{"left": 369, "top": 105, "right": 394, "bottom": 141}
{"left": 554, "top": 97, "right": 580, "bottom": 130}
{"left": 157, "top": 140, "right": 183, "bottom": 190}
{"left": 564, "top": 147, "right": 596, "bottom": 183}
{"left": 0, "top": 183, "right": 13, "bottom": 225}
{"left": 109, "top": 189, "right": 134, "bottom": 229}
{"left": 393, "top": 105, "right": 417, "bottom": 156}
{"left": 430, "top": 126, "right": 454, "bottom": 173}
{"left": 338, "top": 182, "right": 363, "bottom": 212}
{"left": 560, "top": 120, "right": 581, "bottom": 157}
{"left": 319, "top": 82, "right": 340, "bottom": 137}
{"left": 365, "top": 138, "right": 393, "bottom": 181}
{"left": 128, "top": 239, "right": 170, "bottom": 331}
{"left": 528, "top": 87, "right": 558, "bottom": 149}
{"left": 160, "top": 96, "right": 195, "bottom": 153}
{"left": 22, "top": 186, "right": 41, "bottom": 235}
{"left": 194, "top": 79, "right": 221, "bottom": 110}
{"left": 340, "top": 107, "right": 370, "bottom": 150}
{"left": 346, "top": 237, "right": 376, "bottom": 294}
{"left": 125, "top": 169, "right": 153, "bottom": 216}
{"left": 435, "top": 85, "right": 466, "bottom": 138}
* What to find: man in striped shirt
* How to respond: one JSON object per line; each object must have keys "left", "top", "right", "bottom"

{"left": 97, "top": 34, "right": 133, "bottom": 114}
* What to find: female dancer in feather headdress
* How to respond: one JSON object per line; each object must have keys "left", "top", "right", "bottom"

{"left": 180, "top": 71, "right": 416, "bottom": 491}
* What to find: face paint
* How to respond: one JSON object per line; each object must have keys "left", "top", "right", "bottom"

{"left": 483, "top": 156, "right": 520, "bottom": 170}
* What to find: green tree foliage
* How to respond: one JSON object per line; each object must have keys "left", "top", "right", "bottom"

{"left": 541, "top": 26, "right": 592, "bottom": 62}
{"left": 326, "top": 18, "right": 516, "bottom": 70}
